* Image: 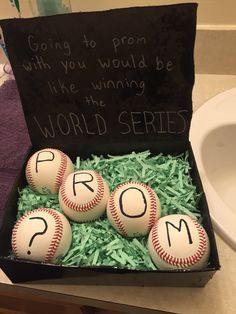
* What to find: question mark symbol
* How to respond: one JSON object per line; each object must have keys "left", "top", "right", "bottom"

{"left": 27, "top": 217, "right": 48, "bottom": 255}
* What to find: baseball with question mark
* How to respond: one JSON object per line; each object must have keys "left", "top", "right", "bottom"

{"left": 106, "top": 181, "right": 161, "bottom": 237}
{"left": 25, "top": 148, "right": 74, "bottom": 194}
{"left": 11, "top": 208, "right": 72, "bottom": 263}
{"left": 148, "top": 214, "right": 210, "bottom": 270}
{"left": 59, "top": 170, "right": 110, "bottom": 222}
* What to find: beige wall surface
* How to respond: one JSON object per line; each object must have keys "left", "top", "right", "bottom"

{"left": 0, "top": 0, "right": 236, "bottom": 26}
{"left": 70, "top": 0, "right": 236, "bottom": 26}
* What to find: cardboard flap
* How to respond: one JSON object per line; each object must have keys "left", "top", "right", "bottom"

{"left": 0, "top": 4, "right": 197, "bottom": 151}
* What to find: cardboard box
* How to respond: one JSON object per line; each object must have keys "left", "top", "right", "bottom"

{"left": 0, "top": 3, "right": 220, "bottom": 286}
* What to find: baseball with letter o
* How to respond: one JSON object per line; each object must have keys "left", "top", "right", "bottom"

{"left": 106, "top": 181, "right": 161, "bottom": 237}
{"left": 25, "top": 148, "right": 74, "bottom": 194}
{"left": 11, "top": 208, "right": 72, "bottom": 263}
{"left": 148, "top": 214, "right": 210, "bottom": 270}
{"left": 58, "top": 170, "right": 110, "bottom": 222}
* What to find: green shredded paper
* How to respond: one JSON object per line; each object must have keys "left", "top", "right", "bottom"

{"left": 15, "top": 150, "right": 202, "bottom": 270}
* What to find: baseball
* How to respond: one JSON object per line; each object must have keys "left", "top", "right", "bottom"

{"left": 11, "top": 208, "right": 72, "bottom": 263}
{"left": 148, "top": 214, "right": 210, "bottom": 270}
{"left": 106, "top": 181, "right": 161, "bottom": 237}
{"left": 58, "top": 170, "right": 110, "bottom": 222}
{"left": 25, "top": 148, "right": 74, "bottom": 194}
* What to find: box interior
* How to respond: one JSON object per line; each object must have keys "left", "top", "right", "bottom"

{"left": 0, "top": 143, "right": 220, "bottom": 285}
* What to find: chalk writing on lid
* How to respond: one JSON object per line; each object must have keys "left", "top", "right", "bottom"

{"left": 0, "top": 4, "right": 197, "bottom": 148}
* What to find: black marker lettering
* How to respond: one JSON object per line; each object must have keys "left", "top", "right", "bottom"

{"left": 72, "top": 172, "right": 94, "bottom": 196}
{"left": 35, "top": 151, "right": 55, "bottom": 173}
{"left": 165, "top": 219, "right": 193, "bottom": 247}
{"left": 27, "top": 216, "right": 48, "bottom": 255}
{"left": 119, "top": 187, "right": 147, "bottom": 218}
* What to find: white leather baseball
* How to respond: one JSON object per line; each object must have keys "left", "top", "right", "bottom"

{"left": 106, "top": 181, "right": 161, "bottom": 237}
{"left": 25, "top": 148, "right": 74, "bottom": 194}
{"left": 58, "top": 170, "right": 110, "bottom": 222}
{"left": 148, "top": 214, "right": 210, "bottom": 270}
{"left": 11, "top": 208, "right": 72, "bottom": 263}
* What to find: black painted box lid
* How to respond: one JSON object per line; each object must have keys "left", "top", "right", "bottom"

{"left": 1, "top": 3, "right": 196, "bottom": 153}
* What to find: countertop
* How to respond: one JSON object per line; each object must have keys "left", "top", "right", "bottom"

{"left": 1, "top": 74, "right": 236, "bottom": 314}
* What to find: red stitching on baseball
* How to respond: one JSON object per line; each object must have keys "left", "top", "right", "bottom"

{"left": 26, "top": 149, "right": 69, "bottom": 193}
{"left": 108, "top": 187, "right": 128, "bottom": 237}
{"left": 25, "top": 154, "right": 37, "bottom": 191}
{"left": 44, "top": 208, "right": 64, "bottom": 262}
{"left": 60, "top": 171, "right": 105, "bottom": 212}
{"left": 12, "top": 217, "right": 23, "bottom": 258}
{"left": 141, "top": 183, "right": 158, "bottom": 230}
{"left": 54, "top": 149, "right": 68, "bottom": 191}
{"left": 11, "top": 208, "right": 64, "bottom": 263}
{"left": 108, "top": 181, "right": 157, "bottom": 237}
{"left": 151, "top": 218, "right": 207, "bottom": 268}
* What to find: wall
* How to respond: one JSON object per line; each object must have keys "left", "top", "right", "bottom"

{"left": 0, "top": 0, "right": 236, "bottom": 26}
{"left": 71, "top": 0, "right": 236, "bottom": 27}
